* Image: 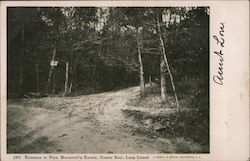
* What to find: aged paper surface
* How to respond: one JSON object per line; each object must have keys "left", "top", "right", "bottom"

{"left": 0, "top": 0, "right": 249, "bottom": 161}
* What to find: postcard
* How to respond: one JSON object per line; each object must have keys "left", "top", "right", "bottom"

{"left": 0, "top": 1, "right": 249, "bottom": 161}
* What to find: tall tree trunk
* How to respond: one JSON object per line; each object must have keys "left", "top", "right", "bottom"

{"left": 45, "top": 45, "right": 57, "bottom": 94}
{"left": 157, "top": 17, "right": 180, "bottom": 108}
{"left": 36, "top": 63, "right": 40, "bottom": 93}
{"left": 52, "top": 70, "right": 56, "bottom": 94}
{"left": 18, "top": 24, "right": 24, "bottom": 97}
{"left": 68, "top": 50, "right": 74, "bottom": 93}
{"left": 64, "top": 62, "right": 69, "bottom": 94}
{"left": 68, "top": 53, "right": 81, "bottom": 93}
{"left": 68, "top": 78, "right": 73, "bottom": 93}
{"left": 68, "top": 71, "right": 78, "bottom": 94}
{"left": 136, "top": 28, "right": 145, "bottom": 98}
{"left": 160, "top": 56, "right": 167, "bottom": 103}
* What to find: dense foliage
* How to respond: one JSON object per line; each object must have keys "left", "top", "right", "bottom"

{"left": 8, "top": 7, "right": 209, "bottom": 98}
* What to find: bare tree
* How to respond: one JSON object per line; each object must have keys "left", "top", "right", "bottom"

{"left": 157, "top": 16, "right": 180, "bottom": 108}
{"left": 64, "top": 61, "right": 69, "bottom": 94}
{"left": 160, "top": 56, "right": 167, "bottom": 103}
{"left": 136, "top": 28, "right": 145, "bottom": 98}
{"left": 45, "top": 44, "right": 57, "bottom": 94}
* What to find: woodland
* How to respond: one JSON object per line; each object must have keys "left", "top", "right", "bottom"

{"left": 7, "top": 7, "right": 209, "bottom": 153}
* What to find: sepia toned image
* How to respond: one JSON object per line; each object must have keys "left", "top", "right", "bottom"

{"left": 6, "top": 6, "right": 209, "bottom": 154}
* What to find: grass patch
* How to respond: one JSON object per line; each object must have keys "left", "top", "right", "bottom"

{"left": 124, "top": 84, "right": 209, "bottom": 152}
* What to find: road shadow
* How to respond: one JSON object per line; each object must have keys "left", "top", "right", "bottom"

{"left": 8, "top": 136, "right": 55, "bottom": 153}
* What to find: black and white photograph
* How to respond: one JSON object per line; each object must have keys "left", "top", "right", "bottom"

{"left": 2, "top": 1, "right": 250, "bottom": 161}
{"left": 6, "top": 6, "right": 210, "bottom": 154}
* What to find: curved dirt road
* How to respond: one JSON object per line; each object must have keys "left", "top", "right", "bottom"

{"left": 7, "top": 86, "right": 204, "bottom": 153}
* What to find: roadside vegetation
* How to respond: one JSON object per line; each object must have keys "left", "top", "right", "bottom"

{"left": 7, "top": 7, "right": 209, "bottom": 153}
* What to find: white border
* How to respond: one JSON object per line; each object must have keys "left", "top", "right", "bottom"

{"left": 1, "top": 1, "right": 249, "bottom": 161}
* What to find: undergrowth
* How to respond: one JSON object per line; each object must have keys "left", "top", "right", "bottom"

{"left": 126, "top": 81, "right": 209, "bottom": 151}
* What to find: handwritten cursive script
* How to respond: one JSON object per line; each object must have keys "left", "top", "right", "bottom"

{"left": 213, "top": 22, "right": 225, "bottom": 85}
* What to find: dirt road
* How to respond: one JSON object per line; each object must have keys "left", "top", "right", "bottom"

{"left": 7, "top": 86, "right": 204, "bottom": 153}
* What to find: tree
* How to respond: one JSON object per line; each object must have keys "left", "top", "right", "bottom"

{"left": 136, "top": 27, "right": 145, "bottom": 98}
{"left": 156, "top": 12, "right": 180, "bottom": 108}
{"left": 160, "top": 55, "right": 167, "bottom": 103}
{"left": 112, "top": 8, "right": 148, "bottom": 98}
{"left": 8, "top": 7, "right": 49, "bottom": 97}
{"left": 41, "top": 8, "right": 66, "bottom": 94}
{"left": 66, "top": 7, "right": 99, "bottom": 94}
{"left": 7, "top": 7, "right": 209, "bottom": 102}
